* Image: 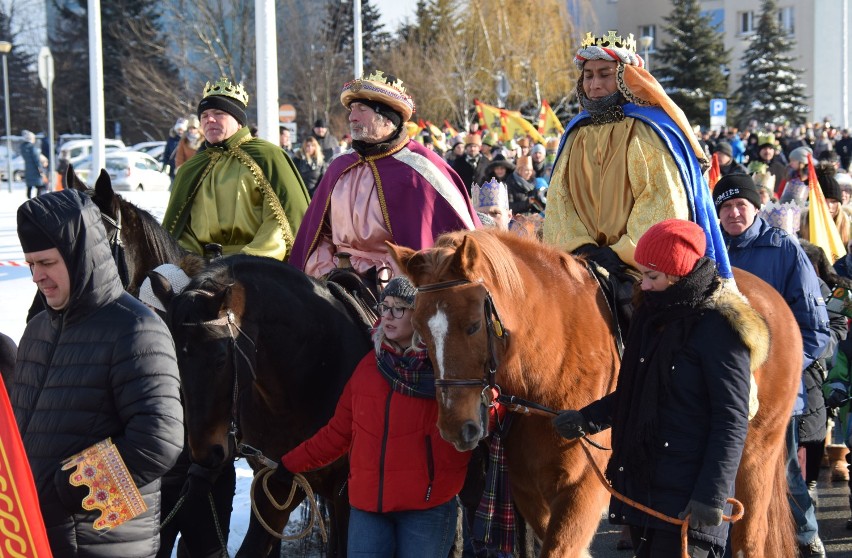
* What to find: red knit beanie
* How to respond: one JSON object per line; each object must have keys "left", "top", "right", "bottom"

{"left": 634, "top": 219, "right": 706, "bottom": 277}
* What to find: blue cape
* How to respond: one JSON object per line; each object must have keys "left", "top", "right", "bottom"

{"left": 557, "top": 105, "right": 732, "bottom": 279}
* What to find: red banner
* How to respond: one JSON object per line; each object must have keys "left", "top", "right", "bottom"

{"left": 0, "top": 375, "right": 53, "bottom": 557}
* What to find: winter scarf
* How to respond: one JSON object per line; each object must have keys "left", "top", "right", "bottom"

{"left": 607, "top": 257, "right": 719, "bottom": 488}
{"left": 376, "top": 340, "right": 435, "bottom": 399}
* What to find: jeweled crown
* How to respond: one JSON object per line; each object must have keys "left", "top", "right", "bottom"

{"left": 580, "top": 31, "right": 637, "bottom": 53}
{"left": 202, "top": 77, "right": 249, "bottom": 107}
{"left": 363, "top": 70, "right": 408, "bottom": 96}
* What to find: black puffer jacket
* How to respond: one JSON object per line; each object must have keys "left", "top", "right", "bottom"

{"left": 12, "top": 190, "right": 184, "bottom": 558}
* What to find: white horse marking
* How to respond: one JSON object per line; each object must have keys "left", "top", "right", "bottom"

{"left": 428, "top": 310, "right": 449, "bottom": 380}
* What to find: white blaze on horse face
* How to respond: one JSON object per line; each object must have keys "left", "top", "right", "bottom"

{"left": 427, "top": 310, "right": 449, "bottom": 381}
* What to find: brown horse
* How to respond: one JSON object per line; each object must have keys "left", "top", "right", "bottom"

{"left": 388, "top": 228, "right": 799, "bottom": 557}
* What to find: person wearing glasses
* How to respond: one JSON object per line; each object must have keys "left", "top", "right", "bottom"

{"left": 273, "top": 276, "right": 471, "bottom": 557}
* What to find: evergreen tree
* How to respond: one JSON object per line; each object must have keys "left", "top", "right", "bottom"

{"left": 323, "top": 0, "right": 392, "bottom": 72}
{"left": 0, "top": 9, "right": 46, "bottom": 137}
{"left": 655, "top": 0, "right": 730, "bottom": 127}
{"left": 733, "top": 0, "right": 809, "bottom": 126}
{"left": 50, "top": 0, "right": 188, "bottom": 142}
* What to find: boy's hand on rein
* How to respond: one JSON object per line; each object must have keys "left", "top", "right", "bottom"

{"left": 552, "top": 410, "right": 590, "bottom": 440}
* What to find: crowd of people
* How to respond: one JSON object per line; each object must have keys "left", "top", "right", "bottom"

{"left": 5, "top": 27, "right": 852, "bottom": 558}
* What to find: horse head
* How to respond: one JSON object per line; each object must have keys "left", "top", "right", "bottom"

{"left": 168, "top": 272, "right": 254, "bottom": 469}
{"left": 389, "top": 230, "right": 522, "bottom": 452}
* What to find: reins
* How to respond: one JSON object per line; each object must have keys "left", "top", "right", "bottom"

{"left": 415, "top": 277, "right": 744, "bottom": 558}
{"left": 101, "top": 207, "right": 131, "bottom": 289}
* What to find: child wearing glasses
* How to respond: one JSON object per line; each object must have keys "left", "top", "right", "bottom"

{"left": 275, "top": 276, "right": 471, "bottom": 557}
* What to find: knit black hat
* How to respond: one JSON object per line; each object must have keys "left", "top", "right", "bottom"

{"left": 381, "top": 276, "right": 416, "bottom": 306}
{"left": 713, "top": 173, "right": 762, "bottom": 212}
{"left": 352, "top": 98, "right": 403, "bottom": 129}
{"left": 817, "top": 166, "right": 842, "bottom": 201}
{"left": 197, "top": 95, "right": 247, "bottom": 127}
{"left": 313, "top": 118, "right": 326, "bottom": 128}
{"left": 17, "top": 210, "right": 55, "bottom": 253}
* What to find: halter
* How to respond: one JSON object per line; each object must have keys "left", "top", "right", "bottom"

{"left": 416, "top": 278, "right": 509, "bottom": 405}
{"left": 101, "top": 207, "right": 131, "bottom": 289}
{"left": 182, "top": 298, "right": 257, "bottom": 452}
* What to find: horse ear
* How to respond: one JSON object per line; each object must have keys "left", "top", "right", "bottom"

{"left": 65, "top": 164, "right": 87, "bottom": 192}
{"left": 386, "top": 242, "right": 417, "bottom": 272}
{"left": 94, "top": 169, "right": 115, "bottom": 200}
{"left": 449, "top": 235, "right": 481, "bottom": 277}
{"left": 386, "top": 242, "right": 432, "bottom": 285}
{"left": 148, "top": 270, "right": 175, "bottom": 310}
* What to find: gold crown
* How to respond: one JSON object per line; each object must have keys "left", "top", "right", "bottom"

{"left": 363, "top": 70, "right": 408, "bottom": 96}
{"left": 202, "top": 77, "right": 249, "bottom": 106}
{"left": 580, "top": 31, "right": 637, "bottom": 53}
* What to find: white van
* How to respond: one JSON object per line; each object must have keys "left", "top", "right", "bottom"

{"left": 61, "top": 138, "right": 126, "bottom": 166}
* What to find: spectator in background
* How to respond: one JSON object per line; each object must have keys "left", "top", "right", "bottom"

{"left": 471, "top": 178, "right": 512, "bottom": 231}
{"left": 451, "top": 134, "right": 486, "bottom": 195}
{"left": 164, "top": 117, "right": 187, "bottom": 182}
{"left": 174, "top": 115, "right": 204, "bottom": 170}
{"left": 279, "top": 126, "right": 294, "bottom": 157}
{"left": 836, "top": 129, "right": 852, "bottom": 171}
{"left": 714, "top": 142, "right": 748, "bottom": 176}
{"left": 311, "top": 118, "right": 339, "bottom": 162}
{"left": 445, "top": 135, "right": 465, "bottom": 164}
{"left": 293, "top": 136, "right": 328, "bottom": 198}
{"left": 21, "top": 130, "right": 46, "bottom": 199}
{"left": 530, "top": 143, "right": 547, "bottom": 180}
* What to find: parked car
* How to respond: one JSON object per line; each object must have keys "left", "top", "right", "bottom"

{"left": 62, "top": 138, "right": 126, "bottom": 167}
{"left": 129, "top": 141, "right": 166, "bottom": 163}
{"left": 74, "top": 151, "right": 171, "bottom": 191}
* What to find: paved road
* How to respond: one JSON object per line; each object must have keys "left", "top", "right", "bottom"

{"left": 587, "top": 466, "right": 852, "bottom": 557}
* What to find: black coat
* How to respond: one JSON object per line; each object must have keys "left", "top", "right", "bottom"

{"left": 451, "top": 154, "right": 486, "bottom": 193}
{"left": 582, "top": 287, "right": 753, "bottom": 548}
{"left": 294, "top": 156, "right": 328, "bottom": 198}
{"left": 12, "top": 190, "right": 183, "bottom": 558}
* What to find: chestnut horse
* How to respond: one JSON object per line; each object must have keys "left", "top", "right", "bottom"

{"left": 389, "top": 229, "right": 799, "bottom": 557}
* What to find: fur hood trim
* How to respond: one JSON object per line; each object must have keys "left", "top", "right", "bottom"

{"left": 706, "top": 281, "right": 770, "bottom": 373}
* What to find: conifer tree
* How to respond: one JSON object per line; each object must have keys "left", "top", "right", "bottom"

{"left": 0, "top": 8, "right": 46, "bottom": 136}
{"left": 734, "top": 0, "right": 809, "bottom": 126}
{"left": 655, "top": 0, "right": 730, "bottom": 127}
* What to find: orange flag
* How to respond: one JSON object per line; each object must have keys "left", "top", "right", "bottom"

{"left": 807, "top": 153, "right": 847, "bottom": 262}
{"left": 708, "top": 153, "right": 721, "bottom": 190}
{"left": 0, "top": 375, "right": 53, "bottom": 557}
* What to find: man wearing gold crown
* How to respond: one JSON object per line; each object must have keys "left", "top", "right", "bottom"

{"left": 290, "top": 70, "right": 480, "bottom": 282}
{"left": 542, "top": 31, "right": 732, "bottom": 285}
{"left": 163, "top": 77, "right": 310, "bottom": 260}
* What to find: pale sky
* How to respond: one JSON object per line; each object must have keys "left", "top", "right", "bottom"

{"left": 371, "top": 0, "right": 419, "bottom": 32}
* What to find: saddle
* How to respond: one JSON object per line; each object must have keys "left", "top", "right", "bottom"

{"left": 583, "top": 258, "right": 634, "bottom": 357}
{"left": 325, "top": 253, "right": 386, "bottom": 328}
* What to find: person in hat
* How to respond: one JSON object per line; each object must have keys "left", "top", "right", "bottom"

{"left": 173, "top": 115, "right": 204, "bottom": 170}
{"left": 780, "top": 146, "right": 814, "bottom": 206}
{"left": 164, "top": 117, "right": 188, "bottom": 182}
{"left": 753, "top": 134, "right": 787, "bottom": 192}
{"left": 451, "top": 133, "right": 487, "bottom": 193}
{"left": 290, "top": 70, "right": 479, "bottom": 287}
{"left": 530, "top": 143, "right": 548, "bottom": 180}
{"left": 713, "top": 173, "right": 831, "bottom": 558}
{"left": 311, "top": 118, "right": 339, "bottom": 162}
{"left": 13, "top": 189, "right": 183, "bottom": 557}
{"left": 713, "top": 141, "right": 748, "bottom": 177}
{"left": 273, "top": 276, "right": 472, "bottom": 557}
{"left": 445, "top": 134, "right": 466, "bottom": 163}
{"left": 472, "top": 179, "right": 513, "bottom": 230}
{"left": 553, "top": 219, "right": 755, "bottom": 556}
{"left": 542, "top": 31, "right": 732, "bottom": 289}
{"left": 480, "top": 132, "right": 498, "bottom": 160}
{"left": 481, "top": 154, "right": 537, "bottom": 216}
{"left": 162, "top": 77, "right": 310, "bottom": 261}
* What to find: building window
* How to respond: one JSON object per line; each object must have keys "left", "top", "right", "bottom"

{"left": 638, "top": 24, "right": 656, "bottom": 51}
{"left": 778, "top": 6, "right": 795, "bottom": 35}
{"left": 738, "top": 11, "right": 755, "bottom": 35}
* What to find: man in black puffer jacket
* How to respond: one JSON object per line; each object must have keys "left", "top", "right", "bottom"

{"left": 12, "top": 189, "right": 184, "bottom": 558}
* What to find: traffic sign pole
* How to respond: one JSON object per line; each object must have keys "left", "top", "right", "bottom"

{"left": 38, "top": 47, "right": 55, "bottom": 190}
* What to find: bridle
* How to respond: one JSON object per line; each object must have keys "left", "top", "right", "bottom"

{"left": 100, "top": 203, "right": 131, "bottom": 289}
{"left": 416, "top": 278, "right": 509, "bottom": 412}
{"left": 181, "top": 292, "right": 257, "bottom": 457}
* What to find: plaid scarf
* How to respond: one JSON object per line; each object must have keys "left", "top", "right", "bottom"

{"left": 376, "top": 341, "right": 435, "bottom": 399}
{"left": 472, "top": 413, "right": 515, "bottom": 557}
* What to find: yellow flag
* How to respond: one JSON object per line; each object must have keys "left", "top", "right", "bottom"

{"left": 808, "top": 154, "right": 847, "bottom": 262}
{"left": 504, "top": 110, "right": 545, "bottom": 144}
{"left": 475, "top": 100, "right": 505, "bottom": 136}
{"left": 537, "top": 100, "right": 564, "bottom": 136}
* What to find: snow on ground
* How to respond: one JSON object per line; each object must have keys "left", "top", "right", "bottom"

{"left": 0, "top": 184, "right": 318, "bottom": 557}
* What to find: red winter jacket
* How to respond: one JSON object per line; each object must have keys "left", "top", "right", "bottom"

{"left": 281, "top": 352, "right": 471, "bottom": 512}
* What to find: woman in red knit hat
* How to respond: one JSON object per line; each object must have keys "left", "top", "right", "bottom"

{"left": 553, "top": 219, "right": 758, "bottom": 557}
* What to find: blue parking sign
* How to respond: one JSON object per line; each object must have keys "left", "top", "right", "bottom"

{"left": 710, "top": 99, "right": 727, "bottom": 117}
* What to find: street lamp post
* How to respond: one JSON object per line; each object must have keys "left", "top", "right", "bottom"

{"left": 0, "top": 41, "right": 11, "bottom": 194}
{"left": 638, "top": 35, "right": 654, "bottom": 71}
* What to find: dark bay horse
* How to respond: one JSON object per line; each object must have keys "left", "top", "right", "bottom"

{"left": 389, "top": 228, "right": 800, "bottom": 557}
{"left": 160, "top": 255, "right": 372, "bottom": 557}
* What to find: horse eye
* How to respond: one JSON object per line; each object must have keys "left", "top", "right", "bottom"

{"left": 467, "top": 321, "right": 482, "bottom": 335}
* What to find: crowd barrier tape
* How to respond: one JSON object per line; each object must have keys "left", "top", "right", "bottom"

{"left": 0, "top": 260, "right": 26, "bottom": 267}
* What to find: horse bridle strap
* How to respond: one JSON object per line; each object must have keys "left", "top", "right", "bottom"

{"left": 417, "top": 278, "right": 509, "bottom": 391}
{"left": 101, "top": 209, "right": 131, "bottom": 289}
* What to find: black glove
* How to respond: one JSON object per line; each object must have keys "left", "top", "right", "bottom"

{"left": 180, "top": 463, "right": 221, "bottom": 501}
{"left": 271, "top": 461, "right": 294, "bottom": 487}
{"left": 826, "top": 389, "right": 849, "bottom": 409}
{"left": 678, "top": 499, "right": 723, "bottom": 529}
{"left": 552, "top": 410, "right": 590, "bottom": 440}
{"left": 574, "top": 245, "right": 625, "bottom": 278}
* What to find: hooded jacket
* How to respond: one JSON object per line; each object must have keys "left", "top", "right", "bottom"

{"left": 12, "top": 190, "right": 183, "bottom": 558}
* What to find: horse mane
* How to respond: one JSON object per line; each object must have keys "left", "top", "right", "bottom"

{"left": 117, "top": 197, "right": 188, "bottom": 266}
